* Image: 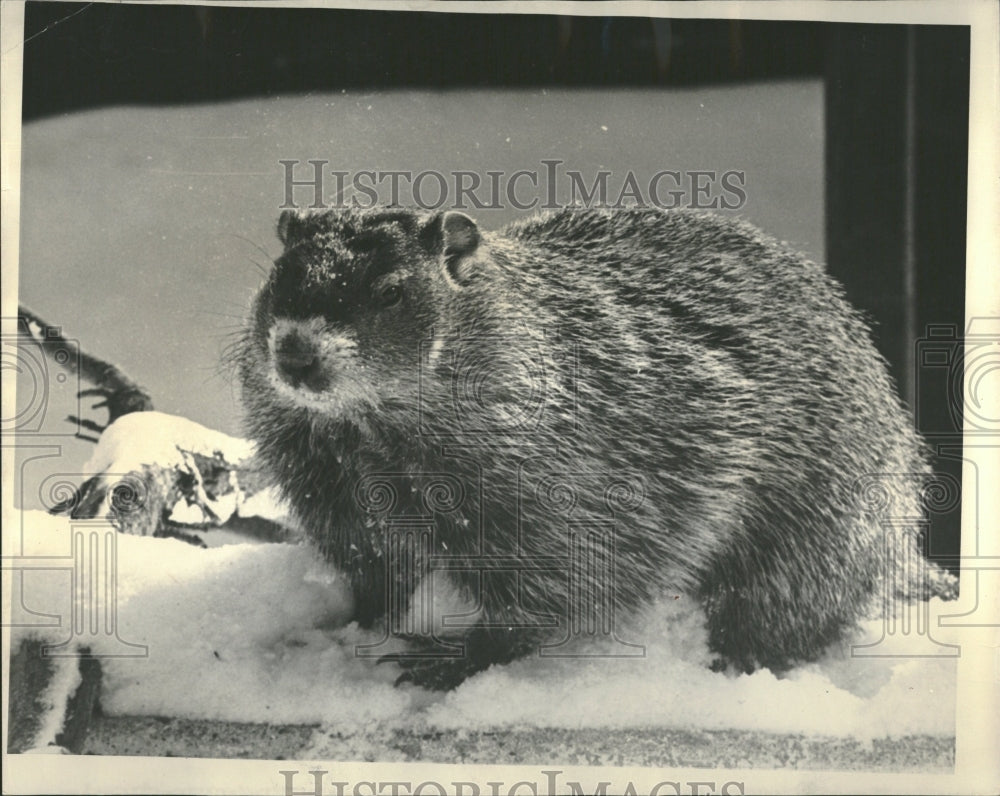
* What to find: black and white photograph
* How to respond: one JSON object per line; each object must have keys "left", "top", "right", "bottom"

{"left": 2, "top": 1, "right": 998, "bottom": 794}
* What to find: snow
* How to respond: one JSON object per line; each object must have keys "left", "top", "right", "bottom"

{"left": 9, "top": 510, "right": 957, "bottom": 739}
{"left": 82, "top": 411, "right": 255, "bottom": 476}
{"left": 75, "top": 411, "right": 290, "bottom": 531}
{"left": 424, "top": 600, "right": 957, "bottom": 739}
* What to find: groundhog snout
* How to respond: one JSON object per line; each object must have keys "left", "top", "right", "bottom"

{"left": 273, "top": 329, "right": 330, "bottom": 392}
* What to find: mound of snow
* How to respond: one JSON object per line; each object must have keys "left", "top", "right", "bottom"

{"left": 8, "top": 506, "right": 957, "bottom": 738}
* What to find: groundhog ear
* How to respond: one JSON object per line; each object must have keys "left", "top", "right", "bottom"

{"left": 277, "top": 209, "right": 309, "bottom": 249}
{"left": 422, "top": 211, "right": 481, "bottom": 285}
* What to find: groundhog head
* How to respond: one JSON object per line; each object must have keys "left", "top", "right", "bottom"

{"left": 244, "top": 207, "right": 489, "bottom": 422}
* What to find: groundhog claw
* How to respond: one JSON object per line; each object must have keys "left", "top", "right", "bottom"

{"left": 391, "top": 656, "right": 484, "bottom": 691}
{"left": 374, "top": 651, "right": 410, "bottom": 666}
{"left": 393, "top": 670, "right": 414, "bottom": 687}
{"left": 374, "top": 635, "right": 489, "bottom": 690}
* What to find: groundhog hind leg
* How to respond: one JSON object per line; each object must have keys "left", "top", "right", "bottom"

{"left": 698, "top": 552, "right": 875, "bottom": 673}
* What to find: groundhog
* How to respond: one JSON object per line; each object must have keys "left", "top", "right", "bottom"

{"left": 236, "top": 205, "right": 956, "bottom": 690}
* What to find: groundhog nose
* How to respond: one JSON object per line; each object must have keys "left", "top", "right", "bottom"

{"left": 274, "top": 332, "right": 321, "bottom": 389}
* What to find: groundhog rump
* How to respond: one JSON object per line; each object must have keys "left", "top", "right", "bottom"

{"left": 237, "top": 205, "right": 955, "bottom": 690}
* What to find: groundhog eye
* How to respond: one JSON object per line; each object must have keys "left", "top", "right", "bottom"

{"left": 353, "top": 236, "right": 379, "bottom": 253}
{"left": 377, "top": 284, "right": 402, "bottom": 308}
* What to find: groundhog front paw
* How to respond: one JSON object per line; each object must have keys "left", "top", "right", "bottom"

{"left": 379, "top": 628, "right": 541, "bottom": 690}
{"left": 377, "top": 634, "right": 495, "bottom": 691}
{"left": 392, "top": 654, "right": 489, "bottom": 691}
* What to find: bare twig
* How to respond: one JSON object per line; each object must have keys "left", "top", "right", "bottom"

{"left": 17, "top": 305, "right": 154, "bottom": 438}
